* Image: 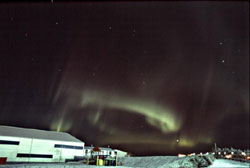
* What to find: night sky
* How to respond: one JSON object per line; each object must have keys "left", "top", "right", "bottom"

{"left": 0, "top": 2, "right": 249, "bottom": 156}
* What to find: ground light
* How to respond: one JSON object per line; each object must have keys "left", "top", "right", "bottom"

{"left": 225, "top": 154, "right": 232, "bottom": 159}
{"left": 178, "top": 154, "right": 186, "bottom": 157}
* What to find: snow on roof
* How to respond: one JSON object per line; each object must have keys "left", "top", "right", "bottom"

{"left": 100, "top": 147, "right": 113, "bottom": 151}
{"left": 85, "top": 146, "right": 113, "bottom": 151}
{"left": 114, "top": 149, "right": 127, "bottom": 152}
{"left": 0, "top": 125, "right": 83, "bottom": 143}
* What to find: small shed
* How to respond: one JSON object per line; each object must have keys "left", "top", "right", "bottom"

{"left": 84, "top": 146, "right": 116, "bottom": 158}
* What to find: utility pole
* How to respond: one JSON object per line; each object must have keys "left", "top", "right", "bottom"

{"left": 214, "top": 143, "right": 217, "bottom": 152}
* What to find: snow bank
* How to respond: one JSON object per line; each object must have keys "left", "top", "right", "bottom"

{"left": 118, "top": 155, "right": 215, "bottom": 168}
{"left": 118, "top": 156, "right": 181, "bottom": 168}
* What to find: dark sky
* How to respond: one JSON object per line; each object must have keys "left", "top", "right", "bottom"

{"left": 0, "top": 2, "right": 249, "bottom": 156}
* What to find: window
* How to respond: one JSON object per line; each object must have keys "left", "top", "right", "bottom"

{"left": 74, "top": 156, "right": 84, "bottom": 161}
{"left": 54, "top": 144, "right": 83, "bottom": 150}
{"left": 17, "top": 153, "right": 53, "bottom": 158}
{"left": 0, "top": 140, "right": 19, "bottom": 145}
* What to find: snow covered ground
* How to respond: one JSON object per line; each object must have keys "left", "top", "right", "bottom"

{"left": 0, "top": 157, "right": 249, "bottom": 168}
{"left": 118, "top": 156, "right": 181, "bottom": 167}
{"left": 0, "top": 156, "right": 181, "bottom": 168}
{"left": 208, "top": 159, "right": 250, "bottom": 168}
{"left": 0, "top": 163, "right": 131, "bottom": 168}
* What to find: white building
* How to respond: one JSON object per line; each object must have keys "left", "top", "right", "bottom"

{"left": 84, "top": 146, "right": 116, "bottom": 158}
{"left": 0, "top": 125, "right": 85, "bottom": 163}
{"left": 114, "top": 149, "right": 128, "bottom": 157}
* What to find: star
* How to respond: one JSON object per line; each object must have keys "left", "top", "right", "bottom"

{"left": 55, "top": 22, "right": 59, "bottom": 25}
{"left": 132, "top": 31, "right": 136, "bottom": 37}
{"left": 219, "top": 42, "right": 223, "bottom": 46}
{"left": 108, "top": 26, "right": 112, "bottom": 30}
{"left": 176, "top": 139, "right": 180, "bottom": 143}
{"left": 222, "top": 60, "right": 225, "bottom": 63}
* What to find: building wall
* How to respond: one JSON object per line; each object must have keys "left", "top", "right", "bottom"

{"left": 0, "top": 135, "right": 84, "bottom": 163}
{"left": 114, "top": 149, "right": 127, "bottom": 157}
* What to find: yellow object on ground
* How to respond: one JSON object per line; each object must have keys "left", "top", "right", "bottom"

{"left": 98, "top": 159, "right": 104, "bottom": 166}
{"left": 87, "top": 156, "right": 89, "bottom": 165}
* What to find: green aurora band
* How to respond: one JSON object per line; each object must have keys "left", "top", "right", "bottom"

{"left": 81, "top": 89, "right": 182, "bottom": 133}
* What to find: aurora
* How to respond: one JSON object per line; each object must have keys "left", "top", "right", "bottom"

{"left": 81, "top": 89, "right": 182, "bottom": 133}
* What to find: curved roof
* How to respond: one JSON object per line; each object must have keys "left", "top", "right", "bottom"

{"left": 93, "top": 146, "right": 101, "bottom": 152}
{"left": 0, "top": 125, "right": 83, "bottom": 143}
{"left": 85, "top": 146, "right": 113, "bottom": 151}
